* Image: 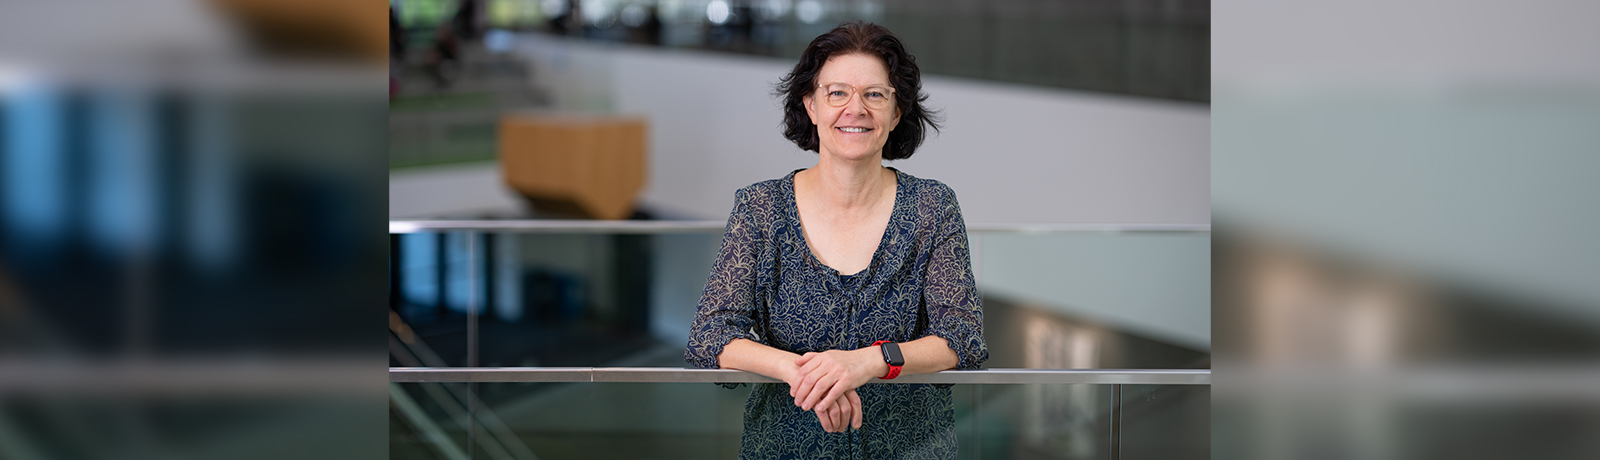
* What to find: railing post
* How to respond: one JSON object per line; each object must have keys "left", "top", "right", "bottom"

{"left": 466, "top": 232, "right": 478, "bottom": 460}
{"left": 1109, "top": 383, "right": 1122, "bottom": 460}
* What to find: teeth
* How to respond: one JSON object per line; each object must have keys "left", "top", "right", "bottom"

{"left": 839, "top": 127, "right": 870, "bottom": 133}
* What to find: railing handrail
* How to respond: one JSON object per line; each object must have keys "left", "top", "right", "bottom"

{"left": 389, "top": 367, "right": 1211, "bottom": 385}
{"left": 389, "top": 220, "right": 1211, "bottom": 234}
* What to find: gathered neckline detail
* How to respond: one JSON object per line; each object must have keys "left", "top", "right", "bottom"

{"left": 783, "top": 167, "right": 907, "bottom": 281}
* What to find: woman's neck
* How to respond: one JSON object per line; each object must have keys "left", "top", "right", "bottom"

{"left": 804, "top": 154, "right": 890, "bottom": 212}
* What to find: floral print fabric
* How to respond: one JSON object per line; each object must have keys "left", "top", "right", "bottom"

{"left": 685, "top": 168, "right": 988, "bottom": 459}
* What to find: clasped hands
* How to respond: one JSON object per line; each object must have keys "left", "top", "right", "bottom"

{"left": 780, "top": 347, "right": 887, "bottom": 433}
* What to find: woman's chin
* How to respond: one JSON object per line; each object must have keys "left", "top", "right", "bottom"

{"left": 822, "top": 146, "right": 886, "bottom": 163}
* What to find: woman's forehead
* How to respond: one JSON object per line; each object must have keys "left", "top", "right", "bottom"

{"left": 819, "top": 53, "right": 890, "bottom": 83}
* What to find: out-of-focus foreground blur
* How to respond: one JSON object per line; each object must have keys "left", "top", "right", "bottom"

{"left": 1214, "top": 0, "right": 1600, "bottom": 459}
{"left": 0, "top": 1, "right": 388, "bottom": 459}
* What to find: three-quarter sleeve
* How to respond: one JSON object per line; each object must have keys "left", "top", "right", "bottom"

{"left": 684, "top": 188, "right": 767, "bottom": 369}
{"left": 921, "top": 185, "right": 989, "bottom": 370}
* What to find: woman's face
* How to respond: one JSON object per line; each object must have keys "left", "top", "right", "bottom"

{"left": 804, "top": 53, "right": 901, "bottom": 162}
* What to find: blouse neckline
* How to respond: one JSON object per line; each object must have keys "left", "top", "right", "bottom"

{"left": 784, "top": 167, "right": 907, "bottom": 280}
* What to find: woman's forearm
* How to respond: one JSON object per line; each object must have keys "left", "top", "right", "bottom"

{"left": 814, "top": 334, "right": 959, "bottom": 385}
{"left": 896, "top": 335, "right": 960, "bottom": 375}
{"left": 842, "top": 335, "right": 958, "bottom": 379}
{"left": 718, "top": 338, "right": 802, "bottom": 382}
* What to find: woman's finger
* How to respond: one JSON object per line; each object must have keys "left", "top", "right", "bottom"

{"left": 796, "top": 373, "right": 824, "bottom": 410}
{"left": 847, "top": 389, "right": 863, "bottom": 429}
{"left": 806, "top": 377, "right": 836, "bottom": 412}
{"left": 835, "top": 402, "right": 847, "bottom": 432}
{"left": 815, "top": 408, "right": 832, "bottom": 432}
{"left": 793, "top": 373, "right": 819, "bottom": 407}
{"left": 800, "top": 374, "right": 837, "bottom": 410}
{"left": 821, "top": 402, "right": 839, "bottom": 432}
{"left": 836, "top": 394, "right": 854, "bottom": 432}
{"left": 818, "top": 379, "right": 849, "bottom": 415}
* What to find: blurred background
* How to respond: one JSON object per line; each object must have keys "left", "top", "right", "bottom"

{"left": 0, "top": 0, "right": 389, "bottom": 459}
{"left": 1212, "top": 0, "right": 1600, "bottom": 459}
{"left": 386, "top": 0, "right": 1209, "bottom": 459}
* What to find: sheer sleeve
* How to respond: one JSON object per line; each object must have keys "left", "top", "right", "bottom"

{"left": 921, "top": 184, "right": 989, "bottom": 370}
{"left": 684, "top": 188, "right": 767, "bottom": 369}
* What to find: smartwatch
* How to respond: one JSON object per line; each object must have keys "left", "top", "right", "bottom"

{"left": 872, "top": 340, "right": 904, "bottom": 380}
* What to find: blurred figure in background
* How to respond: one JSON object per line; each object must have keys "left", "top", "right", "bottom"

{"left": 427, "top": 0, "right": 482, "bottom": 88}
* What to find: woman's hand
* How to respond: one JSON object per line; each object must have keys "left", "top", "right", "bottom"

{"left": 791, "top": 348, "right": 884, "bottom": 412}
{"left": 813, "top": 388, "right": 863, "bottom": 433}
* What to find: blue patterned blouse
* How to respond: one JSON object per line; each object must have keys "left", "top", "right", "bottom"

{"left": 685, "top": 167, "right": 989, "bottom": 459}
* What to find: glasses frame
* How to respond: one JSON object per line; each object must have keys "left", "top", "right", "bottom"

{"left": 815, "top": 82, "right": 897, "bottom": 109}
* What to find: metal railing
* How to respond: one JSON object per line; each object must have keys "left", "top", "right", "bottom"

{"left": 389, "top": 367, "right": 1211, "bottom": 385}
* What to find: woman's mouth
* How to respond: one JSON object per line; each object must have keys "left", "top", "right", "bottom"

{"left": 837, "top": 127, "right": 872, "bottom": 133}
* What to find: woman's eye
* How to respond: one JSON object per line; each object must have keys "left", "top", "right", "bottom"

{"left": 865, "top": 91, "right": 886, "bottom": 99}
{"left": 829, "top": 91, "right": 848, "bottom": 97}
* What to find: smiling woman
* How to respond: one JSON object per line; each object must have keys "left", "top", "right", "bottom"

{"left": 685, "top": 21, "right": 985, "bottom": 460}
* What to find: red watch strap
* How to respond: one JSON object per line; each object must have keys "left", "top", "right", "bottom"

{"left": 872, "top": 340, "right": 902, "bottom": 380}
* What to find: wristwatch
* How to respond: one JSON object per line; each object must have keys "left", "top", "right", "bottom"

{"left": 872, "top": 340, "right": 904, "bottom": 379}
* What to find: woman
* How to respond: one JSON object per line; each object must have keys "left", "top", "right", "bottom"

{"left": 686, "top": 22, "right": 987, "bottom": 458}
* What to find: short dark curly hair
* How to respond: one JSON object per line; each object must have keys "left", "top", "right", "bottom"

{"left": 775, "top": 21, "right": 941, "bottom": 161}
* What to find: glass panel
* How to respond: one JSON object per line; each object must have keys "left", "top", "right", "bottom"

{"left": 963, "top": 384, "right": 1114, "bottom": 460}
{"left": 390, "top": 382, "right": 474, "bottom": 460}
{"left": 975, "top": 232, "right": 1212, "bottom": 368}
{"left": 1118, "top": 384, "right": 1210, "bottom": 460}
{"left": 390, "top": 382, "right": 1153, "bottom": 460}
{"left": 392, "top": 231, "right": 725, "bottom": 369}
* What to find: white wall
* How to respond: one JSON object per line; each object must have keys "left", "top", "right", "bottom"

{"left": 388, "top": 161, "right": 525, "bottom": 218}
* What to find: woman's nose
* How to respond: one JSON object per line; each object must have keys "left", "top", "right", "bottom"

{"left": 843, "top": 92, "right": 869, "bottom": 114}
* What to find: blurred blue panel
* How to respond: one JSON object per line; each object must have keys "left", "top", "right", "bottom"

{"left": 402, "top": 232, "right": 440, "bottom": 308}
{"left": 88, "top": 90, "right": 158, "bottom": 255}
{"left": 184, "top": 96, "right": 238, "bottom": 272}
{"left": 445, "top": 231, "right": 486, "bottom": 313}
{"left": 3, "top": 81, "right": 66, "bottom": 252}
{"left": 494, "top": 233, "right": 523, "bottom": 322}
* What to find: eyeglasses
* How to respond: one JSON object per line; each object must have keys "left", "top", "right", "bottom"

{"left": 816, "top": 82, "right": 896, "bottom": 109}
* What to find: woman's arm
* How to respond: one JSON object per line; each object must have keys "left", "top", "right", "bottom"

{"left": 685, "top": 188, "right": 769, "bottom": 369}
{"left": 717, "top": 338, "right": 802, "bottom": 383}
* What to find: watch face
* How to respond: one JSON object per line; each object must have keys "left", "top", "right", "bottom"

{"left": 882, "top": 343, "right": 906, "bottom": 367}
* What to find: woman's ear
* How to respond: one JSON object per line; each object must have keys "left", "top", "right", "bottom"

{"left": 804, "top": 94, "right": 818, "bottom": 125}
{"left": 889, "top": 107, "right": 902, "bottom": 131}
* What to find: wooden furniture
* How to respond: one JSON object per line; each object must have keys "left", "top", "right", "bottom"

{"left": 499, "top": 114, "right": 648, "bottom": 220}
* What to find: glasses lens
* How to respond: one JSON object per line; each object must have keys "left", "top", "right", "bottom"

{"left": 863, "top": 87, "right": 892, "bottom": 108}
{"left": 824, "top": 84, "right": 851, "bottom": 106}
